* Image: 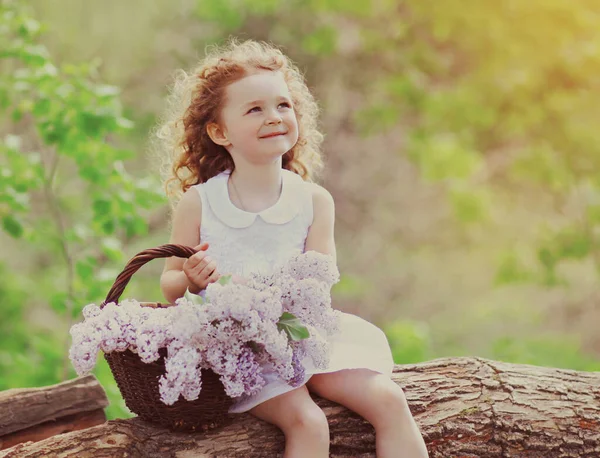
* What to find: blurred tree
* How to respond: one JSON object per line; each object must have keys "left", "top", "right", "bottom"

{"left": 197, "top": 0, "right": 600, "bottom": 286}
{"left": 0, "top": 0, "right": 164, "bottom": 418}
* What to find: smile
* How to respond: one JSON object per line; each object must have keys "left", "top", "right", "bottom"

{"left": 260, "top": 132, "right": 287, "bottom": 138}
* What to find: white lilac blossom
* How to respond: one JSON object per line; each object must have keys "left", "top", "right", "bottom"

{"left": 282, "top": 250, "right": 341, "bottom": 286}
{"left": 69, "top": 252, "right": 340, "bottom": 405}
{"left": 247, "top": 251, "right": 341, "bottom": 366}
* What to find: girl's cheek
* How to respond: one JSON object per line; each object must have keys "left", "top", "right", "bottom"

{"left": 289, "top": 114, "right": 299, "bottom": 130}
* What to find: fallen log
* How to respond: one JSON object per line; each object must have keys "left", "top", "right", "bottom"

{"left": 1, "top": 357, "right": 599, "bottom": 457}
{"left": 0, "top": 375, "right": 108, "bottom": 451}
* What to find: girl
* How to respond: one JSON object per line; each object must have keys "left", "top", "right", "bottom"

{"left": 158, "top": 39, "right": 429, "bottom": 458}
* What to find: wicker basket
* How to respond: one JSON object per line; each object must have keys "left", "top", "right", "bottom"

{"left": 101, "top": 244, "right": 234, "bottom": 432}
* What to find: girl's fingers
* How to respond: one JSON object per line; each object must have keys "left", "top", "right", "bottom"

{"left": 186, "top": 251, "right": 208, "bottom": 269}
{"left": 207, "top": 269, "right": 220, "bottom": 283}
{"left": 182, "top": 246, "right": 216, "bottom": 289}
{"left": 200, "top": 259, "right": 217, "bottom": 278}
{"left": 193, "top": 242, "right": 209, "bottom": 252}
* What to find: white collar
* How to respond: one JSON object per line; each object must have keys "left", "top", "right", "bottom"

{"left": 203, "top": 169, "right": 304, "bottom": 228}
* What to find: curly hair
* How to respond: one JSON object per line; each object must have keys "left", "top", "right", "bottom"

{"left": 154, "top": 38, "right": 325, "bottom": 202}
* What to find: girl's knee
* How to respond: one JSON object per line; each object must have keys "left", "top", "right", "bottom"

{"left": 384, "top": 382, "right": 408, "bottom": 407}
{"left": 372, "top": 381, "right": 412, "bottom": 425}
{"left": 284, "top": 402, "right": 329, "bottom": 441}
{"left": 249, "top": 386, "right": 329, "bottom": 442}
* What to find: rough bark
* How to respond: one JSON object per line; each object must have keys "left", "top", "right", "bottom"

{"left": 1, "top": 357, "right": 599, "bottom": 457}
{"left": 0, "top": 375, "right": 108, "bottom": 450}
{"left": 0, "top": 410, "right": 106, "bottom": 451}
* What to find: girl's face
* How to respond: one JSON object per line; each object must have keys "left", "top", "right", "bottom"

{"left": 210, "top": 70, "right": 299, "bottom": 165}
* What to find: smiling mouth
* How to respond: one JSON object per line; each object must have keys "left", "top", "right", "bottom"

{"left": 260, "top": 132, "right": 287, "bottom": 138}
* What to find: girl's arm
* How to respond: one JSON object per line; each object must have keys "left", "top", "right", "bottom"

{"left": 160, "top": 189, "right": 213, "bottom": 303}
{"left": 304, "top": 184, "right": 337, "bottom": 263}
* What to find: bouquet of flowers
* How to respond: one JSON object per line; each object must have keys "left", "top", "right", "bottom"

{"left": 246, "top": 251, "right": 342, "bottom": 373}
{"left": 69, "top": 251, "right": 340, "bottom": 406}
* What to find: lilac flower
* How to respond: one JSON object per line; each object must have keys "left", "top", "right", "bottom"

{"left": 69, "top": 252, "right": 340, "bottom": 405}
{"left": 289, "top": 346, "right": 306, "bottom": 387}
{"left": 281, "top": 251, "right": 340, "bottom": 285}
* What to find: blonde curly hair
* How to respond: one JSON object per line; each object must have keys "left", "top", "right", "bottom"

{"left": 154, "top": 38, "right": 325, "bottom": 202}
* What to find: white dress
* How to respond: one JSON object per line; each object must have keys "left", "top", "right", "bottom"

{"left": 191, "top": 169, "right": 395, "bottom": 414}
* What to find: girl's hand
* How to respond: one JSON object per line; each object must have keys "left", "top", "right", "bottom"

{"left": 183, "top": 242, "right": 221, "bottom": 292}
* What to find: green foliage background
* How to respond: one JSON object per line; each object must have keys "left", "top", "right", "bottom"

{"left": 1, "top": 0, "right": 599, "bottom": 420}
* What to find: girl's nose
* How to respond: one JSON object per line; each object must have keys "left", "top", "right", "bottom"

{"left": 265, "top": 110, "right": 283, "bottom": 125}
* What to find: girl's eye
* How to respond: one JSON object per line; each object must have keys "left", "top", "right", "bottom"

{"left": 247, "top": 102, "right": 291, "bottom": 114}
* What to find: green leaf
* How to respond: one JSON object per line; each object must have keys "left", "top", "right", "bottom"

{"left": 217, "top": 275, "right": 233, "bottom": 285}
{"left": 101, "top": 220, "right": 115, "bottom": 235}
{"left": 19, "top": 18, "right": 42, "bottom": 38}
{"left": 122, "top": 215, "right": 148, "bottom": 238}
{"left": 101, "top": 237, "right": 123, "bottom": 262}
{"left": 448, "top": 185, "right": 489, "bottom": 224}
{"left": 494, "top": 251, "right": 533, "bottom": 285}
{"left": 67, "top": 223, "right": 92, "bottom": 243}
{"left": 75, "top": 257, "right": 97, "bottom": 282}
{"left": 554, "top": 228, "right": 591, "bottom": 260}
{"left": 355, "top": 103, "right": 401, "bottom": 135}
{"left": 411, "top": 134, "right": 482, "bottom": 182}
{"left": 537, "top": 247, "right": 556, "bottom": 270}
{"left": 302, "top": 26, "right": 337, "bottom": 56}
{"left": 277, "top": 312, "right": 310, "bottom": 341}
{"left": 123, "top": 216, "right": 148, "bottom": 238}
{"left": 50, "top": 292, "right": 68, "bottom": 314}
{"left": 93, "top": 199, "right": 112, "bottom": 214}
{"left": 2, "top": 215, "right": 24, "bottom": 238}
{"left": 307, "top": 0, "right": 372, "bottom": 16}
{"left": 183, "top": 288, "right": 206, "bottom": 305}
{"left": 196, "top": 1, "right": 244, "bottom": 30}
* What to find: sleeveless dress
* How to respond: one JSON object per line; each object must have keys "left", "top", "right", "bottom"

{"left": 191, "top": 169, "right": 395, "bottom": 414}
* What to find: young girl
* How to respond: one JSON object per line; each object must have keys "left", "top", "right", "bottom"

{"left": 158, "top": 39, "right": 429, "bottom": 458}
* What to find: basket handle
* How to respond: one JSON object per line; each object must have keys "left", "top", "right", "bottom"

{"left": 101, "top": 244, "right": 198, "bottom": 307}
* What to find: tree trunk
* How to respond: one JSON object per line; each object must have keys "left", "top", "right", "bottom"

{"left": 1, "top": 357, "right": 599, "bottom": 457}
{"left": 0, "top": 375, "right": 108, "bottom": 451}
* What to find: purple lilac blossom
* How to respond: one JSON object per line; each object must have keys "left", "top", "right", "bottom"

{"left": 69, "top": 252, "right": 340, "bottom": 405}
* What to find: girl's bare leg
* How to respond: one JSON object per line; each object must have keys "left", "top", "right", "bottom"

{"left": 308, "top": 369, "right": 429, "bottom": 458}
{"left": 249, "top": 384, "right": 330, "bottom": 458}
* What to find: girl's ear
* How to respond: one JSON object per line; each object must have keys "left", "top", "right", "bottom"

{"left": 206, "top": 122, "right": 231, "bottom": 147}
